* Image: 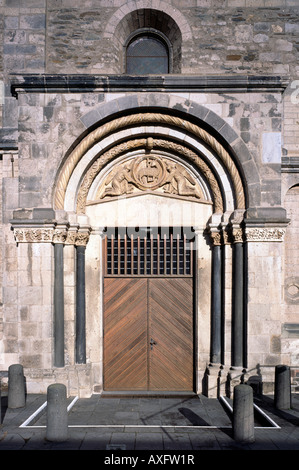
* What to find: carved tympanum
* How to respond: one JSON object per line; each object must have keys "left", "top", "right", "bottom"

{"left": 97, "top": 155, "right": 203, "bottom": 200}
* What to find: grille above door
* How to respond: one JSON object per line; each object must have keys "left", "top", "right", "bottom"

{"left": 103, "top": 227, "right": 195, "bottom": 277}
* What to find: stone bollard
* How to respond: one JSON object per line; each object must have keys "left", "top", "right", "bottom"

{"left": 233, "top": 384, "right": 255, "bottom": 444}
{"left": 274, "top": 364, "right": 291, "bottom": 410}
{"left": 46, "top": 383, "right": 68, "bottom": 442}
{"left": 8, "top": 364, "right": 26, "bottom": 409}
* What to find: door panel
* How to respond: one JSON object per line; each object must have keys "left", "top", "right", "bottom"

{"left": 149, "top": 278, "right": 193, "bottom": 391}
{"left": 103, "top": 277, "right": 193, "bottom": 392}
{"left": 103, "top": 278, "right": 148, "bottom": 391}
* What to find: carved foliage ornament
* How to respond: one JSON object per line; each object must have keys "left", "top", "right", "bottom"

{"left": 13, "top": 226, "right": 91, "bottom": 246}
{"left": 96, "top": 155, "right": 204, "bottom": 201}
{"left": 245, "top": 227, "right": 286, "bottom": 242}
{"left": 209, "top": 225, "right": 287, "bottom": 245}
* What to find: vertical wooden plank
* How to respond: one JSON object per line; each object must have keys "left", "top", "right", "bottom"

{"left": 137, "top": 236, "right": 140, "bottom": 275}
{"left": 150, "top": 233, "right": 153, "bottom": 275}
{"left": 118, "top": 233, "right": 121, "bottom": 275}
{"left": 111, "top": 234, "right": 114, "bottom": 275}
{"left": 131, "top": 234, "right": 134, "bottom": 274}
{"left": 157, "top": 232, "right": 160, "bottom": 276}
{"left": 124, "top": 233, "right": 127, "bottom": 275}
{"left": 184, "top": 233, "right": 186, "bottom": 275}
{"left": 177, "top": 232, "right": 180, "bottom": 275}
{"left": 164, "top": 233, "right": 167, "bottom": 275}
{"left": 170, "top": 232, "right": 173, "bottom": 275}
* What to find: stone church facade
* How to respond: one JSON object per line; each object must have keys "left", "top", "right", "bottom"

{"left": 0, "top": 0, "right": 298, "bottom": 398}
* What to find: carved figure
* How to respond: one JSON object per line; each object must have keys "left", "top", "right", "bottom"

{"left": 163, "top": 162, "right": 202, "bottom": 199}
{"left": 101, "top": 163, "right": 135, "bottom": 198}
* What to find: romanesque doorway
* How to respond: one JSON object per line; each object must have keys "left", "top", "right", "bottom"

{"left": 102, "top": 227, "right": 195, "bottom": 392}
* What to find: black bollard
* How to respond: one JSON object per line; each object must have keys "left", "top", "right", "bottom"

{"left": 233, "top": 384, "right": 255, "bottom": 443}
{"left": 274, "top": 364, "right": 291, "bottom": 410}
{"left": 46, "top": 383, "right": 68, "bottom": 442}
{"left": 8, "top": 364, "right": 26, "bottom": 409}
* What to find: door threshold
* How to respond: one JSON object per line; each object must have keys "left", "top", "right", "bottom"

{"left": 100, "top": 391, "right": 198, "bottom": 399}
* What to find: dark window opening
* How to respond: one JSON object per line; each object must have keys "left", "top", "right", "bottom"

{"left": 126, "top": 34, "right": 169, "bottom": 74}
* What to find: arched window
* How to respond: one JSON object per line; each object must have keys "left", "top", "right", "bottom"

{"left": 126, "top": 34, "right": 169, "bottom": 74}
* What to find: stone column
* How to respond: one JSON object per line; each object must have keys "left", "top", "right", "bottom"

{"left": 231, "top": 224, "right": 244, "bottom": 368}
{"left": 210, "top": 230, "right": 222, "bottom": 364}
{"left": 53, "top": 243, "right": 64, "bottom": 367}
{"left": 75, "top": 228, "right": 91, "bottom": 364}
{"left": 53, "top": 225, "right": 68, "bottom": 367}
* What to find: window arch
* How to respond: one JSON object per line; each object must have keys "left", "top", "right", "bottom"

{"left": 126, "top": 32, "right": 170, "bottom": 74}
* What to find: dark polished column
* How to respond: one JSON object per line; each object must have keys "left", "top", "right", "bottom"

{"left": 76, "top": 244, "right": 86, "bottom": 364}
{"left": 210, "top": 231, "right": 222, "bottom": 364}
{"left": 232, "top": 227, "right": 244, "bottom": 368}
{"left": 54, "top": 242, "right": 64, "bottom": 367}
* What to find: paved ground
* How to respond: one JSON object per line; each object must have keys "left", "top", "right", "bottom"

{"left": 0, "top": 392, "right": 299, "bottom": 455}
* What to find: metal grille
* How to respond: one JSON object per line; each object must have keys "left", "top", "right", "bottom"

{"left": 103, "top": 227, "right": 195, "bottom": 277}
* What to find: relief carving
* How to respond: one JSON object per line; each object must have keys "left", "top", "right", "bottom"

{"left": 245, "top": 227, "right": 286, "bottom": 242}
{"left": 12, "top": 225, "right": 91, "bottom": 246}
{"left": 97, "top": 155, "right": 203, "bottom": 201}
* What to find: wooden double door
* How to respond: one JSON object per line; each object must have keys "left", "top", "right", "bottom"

{"left": 103, "top": 228, "right": 195, "bottom": 392}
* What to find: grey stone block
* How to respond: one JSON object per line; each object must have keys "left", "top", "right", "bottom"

{"left": 189, "top": 102, "right": 210, "bottom": 122}
{"left": 32, "top": 207, "right": 55, "bottom": 220}
{"left": 218, "top": 122, "right": 239, "bottom": 144}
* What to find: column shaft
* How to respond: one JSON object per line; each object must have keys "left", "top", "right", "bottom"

{"left": 232, "top": 241, "right": 244, "bottom": 367}
{"left": 76, "top": 245, "right": 86, "bottom": 364}
{"left": 54, "top": 243, "right": 64, "bottom": 367}
{"left": 210, "top": 244, "right": 222, "bottom": 363}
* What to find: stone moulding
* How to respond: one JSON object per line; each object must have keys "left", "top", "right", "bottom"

{"left": 54, "top": 112, "right": 245, "bottom": 212}
{"left": 11, "top": 222, "right": 91, "bottom": 246}
{"left": 10, "top": 74, "right": 289, "bottom": 97}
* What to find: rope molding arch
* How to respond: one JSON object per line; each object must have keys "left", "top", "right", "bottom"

{"left": 76, "top": 138, "right": 224, "bottom": 214}
{"left": 54, "top": 113, "right": 246, "bottom": 211}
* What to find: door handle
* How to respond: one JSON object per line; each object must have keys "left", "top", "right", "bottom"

{"left": 150, "top": 338, "right": 157, "bottom": 350}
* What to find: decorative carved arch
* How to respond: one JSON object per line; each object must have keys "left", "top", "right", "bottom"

{"left": 54, "top": 113, "right": 246, "bottom": 213}
{"left": 76, "top": 137, "right": 223, "bottom": 214}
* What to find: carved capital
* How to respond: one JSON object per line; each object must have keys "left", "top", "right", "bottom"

{"left": 13, "top": 226, "right": 55, "bottom": 243}
{"left": 53, "top": 224, "right": 69, "bottom": 244}
{"left": 75, "top": 232, "right": 90, "bottom": 246}
{"left": 232, "top": 227, "right": 244, "bottom": 244}
{"left": 12, "top": 222, "right": 91, "bottom": 246}
{"left": 210, "top": 231, "right": 222, "bottom": 246}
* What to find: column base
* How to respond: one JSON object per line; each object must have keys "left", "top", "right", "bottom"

{"left": 202, "top": 363, "right": 226, "bottom": 398}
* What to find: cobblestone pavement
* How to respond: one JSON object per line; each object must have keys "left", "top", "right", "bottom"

{"left": 0, "top": 393, "right": 299, "bottom": 453}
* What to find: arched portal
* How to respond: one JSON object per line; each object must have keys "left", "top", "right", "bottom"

{"left": 51, "top": 97, "right": 255, "bottom": 396}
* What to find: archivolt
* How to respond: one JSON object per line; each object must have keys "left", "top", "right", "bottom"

{"left": 76, "top": 138, "right": 223, "bottom": 214}
{"left": 54, "top": 113, "right": 246, "bottom": 211}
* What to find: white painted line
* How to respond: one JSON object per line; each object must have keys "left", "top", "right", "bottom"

{"left": 19, "top": 396, "right": 79, "bottom": 429}
{"left": 220, "top": 395, "right": 280, "bottom": 429}
{"left": 19, "top": 401, "right": 47, "bottom": 428}
{"left": 19, "top": 395, "right": 280, "bottom": 430}
{"left": 19, "top": 424, "right": 232, "bottom": 429}
{"left": 67, "top": 396, "right": 79, "bottom": 412}
{"left": 220, "top": 395, "right": 233, "bottom": 413}
{"left": 253, "top": 403, "right": 281, "bottom": 429}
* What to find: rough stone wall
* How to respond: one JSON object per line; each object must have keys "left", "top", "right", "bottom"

{"left": 0, "top": 0, "right": 298, "bottom": 394}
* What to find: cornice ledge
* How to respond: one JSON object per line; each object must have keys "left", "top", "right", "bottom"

{"left": 10, "top": 74, "right": 289, "bottom": 97}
